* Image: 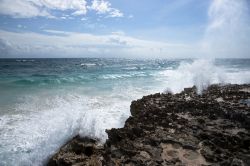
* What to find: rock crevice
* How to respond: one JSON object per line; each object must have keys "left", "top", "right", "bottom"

{"left": 48, "top": 84, "right": 250, "bottom": 166}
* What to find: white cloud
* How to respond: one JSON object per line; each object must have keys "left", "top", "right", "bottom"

{"left": 0, "top": 30, "right": 193, "bottom": 58}
{"left": 37, "top": 0, "right": 87, "bottom": 12}
{"left": 89, "top": 0, "right": 123, "bottom": 17}
{"left": 72, "top": 10, "right": 86, "bottom": 16}
{"left": 90, "top": 0, "right": 110, "bottom": 14}
{"left": 109, "top": 9, "right": 123, "bottom": 18}
{"left": 81, "top": 17, "right": 88, "bottom": 21}
{"left": 0, "top": 0, "right": 52, "bottom": 18}
{"left": 111, "top": 31, "right": 125, "bottom": 36}
{"left": 0, "top": 0, "right": 87, "bottom": 18}
{"left": 0, "top": 0, "right": 123, "bottom": 18}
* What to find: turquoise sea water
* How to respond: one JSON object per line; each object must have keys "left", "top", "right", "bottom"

{"left": 0, "top": 58, "right": 250, "bottom": 165}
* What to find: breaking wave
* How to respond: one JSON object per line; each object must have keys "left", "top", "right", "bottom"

{"left": 159, "top": 59, "right": 250, "bottom": 94}
{"left": 0, "top": 58, "right": 250, "bottom": 166}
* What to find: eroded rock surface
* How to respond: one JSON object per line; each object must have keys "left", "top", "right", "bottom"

{"left": 48, "top": 84, "right": 250, "bottom": 166}
{"left": 47, "top": 136, "right": 105, "bottom": 166}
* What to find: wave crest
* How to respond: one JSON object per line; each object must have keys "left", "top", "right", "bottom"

{"left": 161, "top": 59, "right": 226, "bottom": 93}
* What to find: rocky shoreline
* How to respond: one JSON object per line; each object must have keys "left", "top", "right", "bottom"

{"left": 48, "top": 84, "right": 250, "bottom": 166}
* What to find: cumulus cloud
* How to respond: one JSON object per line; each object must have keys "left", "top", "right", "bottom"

{"left": 2, "top": 0, "right": 248, "bottom": 58}
{"left": 0, "top": 30, "right": 193, "bottom": 58}
{"left": 0, "top": 0, "right": 123, "bottom": 18}
{"left": 89, "top": 0, "right": 123, "bottom": 17}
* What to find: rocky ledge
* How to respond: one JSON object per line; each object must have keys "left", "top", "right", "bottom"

{"left": 48, "top": 84, "right": 250, "bottom": 166}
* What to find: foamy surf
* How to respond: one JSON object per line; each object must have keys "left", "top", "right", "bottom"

{"left": 159, "top": 59, "right": 250, "bottom": 94}
{"left": 0, "top": 58, "right": 249, "bottom": 165}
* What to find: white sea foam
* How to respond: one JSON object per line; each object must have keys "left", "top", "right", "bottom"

{"left": 0, "top": 59, "right": 249, "bottom": 166}
{"left": 0, "top": 84, "right": 157, "bottom": 166}
{"left": 101, "top": 72, "right": 147, "bottom": 79}
{"left": 80, "top": 63, "right": 98, "bottom": 67}
{"left": 159, "top": 59, "right": 250, "bottom": 94}
{"left": 0, "top": 94, "right": 84, "bottom": 165}
{"left": 16, "top": 59, "right": 35, "bottom": 62}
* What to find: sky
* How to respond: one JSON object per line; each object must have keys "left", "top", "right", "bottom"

{"left": 0, "top": 0, "right": 249, "bottom": 58}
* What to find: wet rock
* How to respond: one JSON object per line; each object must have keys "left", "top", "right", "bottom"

{"left": 47, "top": 136, "right": 104, "bottom": 166}
{"left": 48, "top": 84, "right": 250, "bottom": 165}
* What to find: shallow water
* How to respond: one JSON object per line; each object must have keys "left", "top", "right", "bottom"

{"left": 0, "top": 58, "right": 249, "bottom": 165}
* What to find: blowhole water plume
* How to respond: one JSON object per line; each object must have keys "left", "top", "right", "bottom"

{"left": 161, "top": 59, "right": 225, "bottom": 94}
{"left": 202, "top": 0, "right": 250, "bottom": 58}
{"left": 160, "top": 59, "right": 250, "bottom": 94}
{"left": 0, "top": 58, "right": 250, "bottom": 166}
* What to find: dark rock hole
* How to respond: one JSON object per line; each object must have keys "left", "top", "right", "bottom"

{"left": 84, "top": 146, "right": 94, "bottom": 156}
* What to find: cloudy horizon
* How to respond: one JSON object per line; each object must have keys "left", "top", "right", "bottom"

{"left": 0, "top": 0, "right": 250, "bottom": 58}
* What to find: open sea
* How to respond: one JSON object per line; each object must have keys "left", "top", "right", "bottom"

{"left": 0, "top": 58, "right": 250, "bottom": 165}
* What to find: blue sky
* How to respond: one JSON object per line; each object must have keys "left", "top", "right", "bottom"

{"left": 0, "top": 0, "right": 249, "bottom": 58}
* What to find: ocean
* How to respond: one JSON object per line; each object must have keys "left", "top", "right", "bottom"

{"left": 0, "top": 58, "right": 250, "bottom": 165}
